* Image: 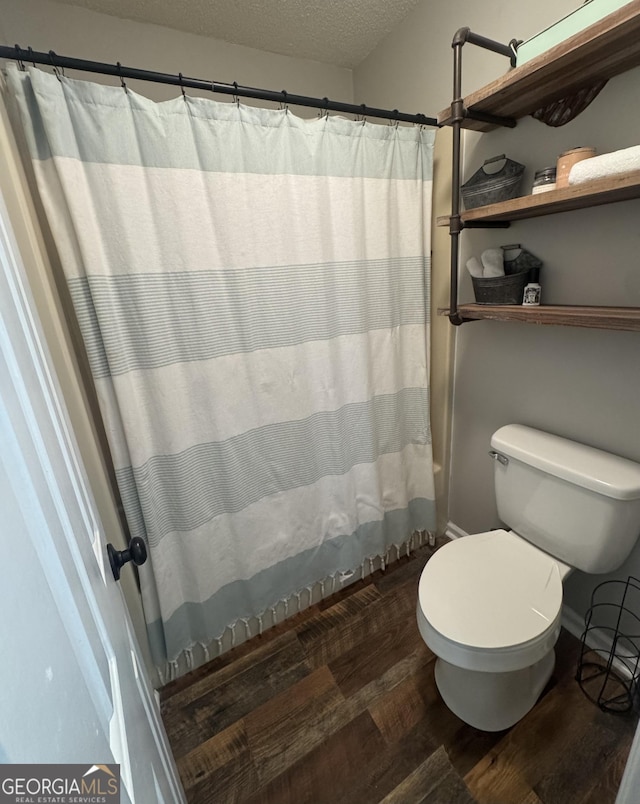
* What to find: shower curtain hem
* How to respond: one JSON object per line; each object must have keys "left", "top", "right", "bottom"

{"left": 158, "top": 528, "right": 431, "bottom": 685}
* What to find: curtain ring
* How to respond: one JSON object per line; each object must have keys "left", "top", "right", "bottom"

{"left": 116, "top": 62, "right": 128, "bottom": 94}
{"left": 178, "top": 72, "right": 187, "bottom": 101}
{"left": 14, "top": 44, "right": 25, "bottom": 71}
{"left": 27, "top": 47, "right": 36, "bottom": 67}
{"left": 389, "top": 110, "right": 400, "bottom": 128}
{"left": 360, "top": 103, "right": 367, "bottom": 125}
{"left": 48, "top": 50, "right": 63, "bottom": 81}
{"left": 280, "top": 89, "right": 288, "bottom": 112}
{"left": 232, "top": 81, "right": 240, "bottom": 107}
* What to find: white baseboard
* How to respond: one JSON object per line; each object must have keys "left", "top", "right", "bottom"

{"left": 560, "top": 603, "right": 584, "bottom": 642}
{"left": 444, "top": 520, "right": 468, "bottom": 541}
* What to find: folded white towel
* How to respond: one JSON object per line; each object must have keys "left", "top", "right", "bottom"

{"left": 481, "top": 248, "right": 505, "bottom": 278}
{"left": 568, "top": 145, "right": 640, "bottom": 185}
{"left": 466, "top": 256, "right": 484, "bottom": 278}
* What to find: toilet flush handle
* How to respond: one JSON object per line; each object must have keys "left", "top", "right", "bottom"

{"left": 488, "top": 450, "right": 509, "bottom": 466}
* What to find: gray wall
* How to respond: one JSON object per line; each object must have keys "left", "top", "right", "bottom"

{"left": 355, "top": 0, "right": 640, "bottom": 617}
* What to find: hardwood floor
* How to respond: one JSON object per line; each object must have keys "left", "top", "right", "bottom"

{"left": 161, "top": 542, "right": 638, "bottom": 803}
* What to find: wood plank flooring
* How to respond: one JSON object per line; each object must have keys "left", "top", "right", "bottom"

{"left": 161, "top": 542, "right": 638, "bottom": 803}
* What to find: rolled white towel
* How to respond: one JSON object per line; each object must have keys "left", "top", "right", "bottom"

{"left": 466, "top": 256, "right": 484, "bottom": 278}
{"left": 481, "top": 248, "right": 505, "bottom": 278}
{"left": 569, "top": 145, "right": 640, "bottom": 185}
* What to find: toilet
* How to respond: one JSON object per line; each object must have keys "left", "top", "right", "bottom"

{"left": 417, "top": 424, "right": 640, "bottom": 732}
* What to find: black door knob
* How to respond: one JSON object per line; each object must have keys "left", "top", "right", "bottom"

{"left": 107, "top": 537, "right": 148, "bottom": 581}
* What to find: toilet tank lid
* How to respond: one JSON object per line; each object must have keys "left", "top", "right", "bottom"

{"left": 491, "top": 425, "right": 640, "bottom": 501}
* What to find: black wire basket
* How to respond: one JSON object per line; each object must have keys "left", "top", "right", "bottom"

{"left": 576, "top": 576, "right": 640, "bottom": 714}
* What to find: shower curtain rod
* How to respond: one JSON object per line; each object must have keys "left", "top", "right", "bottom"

{"left": 0, "top": 45, "right": 439, "bottom": 127}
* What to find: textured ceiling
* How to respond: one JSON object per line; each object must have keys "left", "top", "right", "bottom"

{"left": 53, "top": 0, "right": 423, "bottom": 68}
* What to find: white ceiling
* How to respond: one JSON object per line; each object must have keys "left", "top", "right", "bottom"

{"left": 54, "top": 0, "right": 424, "bottom": 68}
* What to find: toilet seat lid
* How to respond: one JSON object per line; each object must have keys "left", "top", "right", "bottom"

{"left": 418, "top": 530, "right": 563, "bottom": 650}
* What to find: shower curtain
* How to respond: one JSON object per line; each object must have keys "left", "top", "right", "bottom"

{"left": 7, "top": 65, "right": 436, "bottom": 679}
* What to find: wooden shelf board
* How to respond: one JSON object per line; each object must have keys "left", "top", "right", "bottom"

{"left": 437, "top": 304, "right": 640, "bottom": 332}
{"left": 438, "top": 2, "right": 640, "bottom": 131}
{"left": 436, "top": 169, "right": 640, "bottom": 226}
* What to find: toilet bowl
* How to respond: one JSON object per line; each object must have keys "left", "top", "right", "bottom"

{"left": 416, "top": 424, "right": 640, "bottom": 732}
{"left": 417, "top": 528, "right": 570, "bottom": 731}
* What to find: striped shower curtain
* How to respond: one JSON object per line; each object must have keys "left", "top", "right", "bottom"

{"left": 7, "top": 65, "right": 436, "bottom": 680}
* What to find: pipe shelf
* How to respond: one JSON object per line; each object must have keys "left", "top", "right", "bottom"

{"left": 438, "top": 2, "right": 640, "bottom": 131}
{"left": 437, "top": 304, "right": 640, "bottom": 332}
{"left": 437, "top": 169, "right": 640, "bottom": 227}
{"left": 442, "top": 5, "right": 640, "bottom": 328}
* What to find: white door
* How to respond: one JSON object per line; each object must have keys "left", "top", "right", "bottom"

{"left": 0, "top": 183, "right": 185, "bottom": 803}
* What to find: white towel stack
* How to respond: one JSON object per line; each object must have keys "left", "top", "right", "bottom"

{"left": 568, "top": 145, "right": 640, "bottom": 185}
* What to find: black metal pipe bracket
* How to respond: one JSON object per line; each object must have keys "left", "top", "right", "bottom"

{"left": 463, "top": 221, "right": 511, "bottom": 229}
{"left": 447, "top": 27, "right": 518, "bottom": 326}
{"left": 453, "top": 27, "right": 519, "bottom": 65}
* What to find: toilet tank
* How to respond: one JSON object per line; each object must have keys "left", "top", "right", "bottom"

{"left": 491, "top": 425, "right": 640, "bottom": 574}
